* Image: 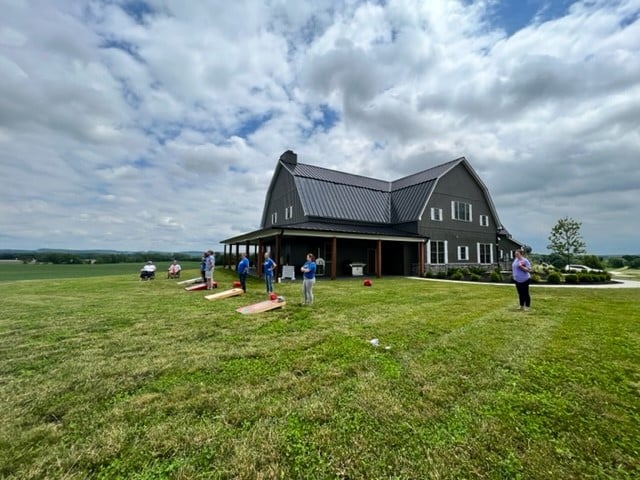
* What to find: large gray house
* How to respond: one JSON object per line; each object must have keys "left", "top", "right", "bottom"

{"left": 221, "top": 150, "right": 523, "bottom": 279}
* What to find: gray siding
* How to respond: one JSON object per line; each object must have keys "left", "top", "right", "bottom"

{"left": 422, "top": 164, "right": 499, "bottom": 264}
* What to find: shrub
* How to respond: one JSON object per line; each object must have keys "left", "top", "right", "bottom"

{"left": 450, "top": 271, "right": 464, "bottom": 281}
{"left": 547, "top": 271, "right": 562, "bottom": 284}
{"left": 490, "top": 271, "right": 502, "bottom": 283}
{"left": 436, "top": 271, "right": 447, "bottom": 279}
{"left": 565, "top": 274, "right": 578, "bottom": 284}
{"left": 469, "top": 273, "right": 481, "bottom": 282}
{"left": 469, "top": 266, "right": 485, "bottom": 276}
{"left": 531, "top": 273, "right": 541, "bottom": 283}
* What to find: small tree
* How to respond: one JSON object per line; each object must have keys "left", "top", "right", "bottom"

{"left": 547, "top": 217, "right": 586, "bottom": 266}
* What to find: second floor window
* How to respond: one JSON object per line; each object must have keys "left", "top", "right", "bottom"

{"left": 452, "top": 201, "right": 472, "bottom": 222}
{"left": 479, "top": 214, "right": 489, "bottom": 227}
{"left": 285, "top": 205, "right": 293, "bottom": 220}
{"left": 430, "top": 207, "right": 443, "bottom": 221}
{"left": 271, "top": 212, "right": 278, "bottom": 224}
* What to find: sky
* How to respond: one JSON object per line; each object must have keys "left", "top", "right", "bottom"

{"left": 1, "top": 0, "right": 639, "bottom": 255}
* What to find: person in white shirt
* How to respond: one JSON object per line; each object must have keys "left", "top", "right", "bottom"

{"left": 167, "top": 260, "right": 182, "bottom": 279}
{"left": 140, "top": 261, "right": 157, "bottom": 280}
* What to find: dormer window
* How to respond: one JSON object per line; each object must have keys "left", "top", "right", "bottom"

{"left": 271, "top": 212, "right": 278, "bottom": 224}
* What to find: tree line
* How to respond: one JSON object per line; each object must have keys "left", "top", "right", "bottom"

{"left": 0, "top": 251, "right": 202, "bottom": 265}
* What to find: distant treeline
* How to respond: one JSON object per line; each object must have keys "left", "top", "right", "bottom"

{"left": 0, "top": 251, "right": 203, "bottom": 265}
{"left": 531, "top": 253, "right": 640, "bottom": 269}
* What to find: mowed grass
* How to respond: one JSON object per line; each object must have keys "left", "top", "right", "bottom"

{"left": 0, "top": 266, "right": 638, "bottom": 479}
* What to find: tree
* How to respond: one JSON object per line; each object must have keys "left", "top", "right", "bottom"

{"left": 547, "top": 217, "right": 586, "bottom": 266}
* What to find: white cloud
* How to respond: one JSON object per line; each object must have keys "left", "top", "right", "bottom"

{"left": 1, "top": 0, "right": 638, "bottom": 254}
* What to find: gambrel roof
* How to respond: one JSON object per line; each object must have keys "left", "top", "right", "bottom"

{"left": 266, "top": 155, "right": 500, "bottom": 227}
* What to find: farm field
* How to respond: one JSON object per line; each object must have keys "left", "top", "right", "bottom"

{"left": 0, "top": 262, "right": 202, "bottom": 282}
{"left": 1, "top": 266, "right": 639, "bottom": 479}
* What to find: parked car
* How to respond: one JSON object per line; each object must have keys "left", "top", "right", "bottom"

{"left": 564, "top": 264, "right": 603, "bottom": 273}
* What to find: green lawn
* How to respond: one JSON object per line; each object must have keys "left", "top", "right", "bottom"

{"left": 1, "top": 266, "right": 639, "bottom": 479}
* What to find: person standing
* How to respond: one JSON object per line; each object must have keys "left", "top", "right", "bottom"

{"left": 237, "top": 252, "right": 250, "bottom": 293}
{"left": 263, "top": 252, "right": 277, "bottom": 294}
{"left": 205, "top": 250, "right": 215, "bottom": 290}
{"left": 200, "top": 252, "right": 207, "bottom": 283}
{"left": 300, "top": 253, "right": 316, "bottom": 305}
{"left": 512, "top": 249, "right": 532, "bottom": 311}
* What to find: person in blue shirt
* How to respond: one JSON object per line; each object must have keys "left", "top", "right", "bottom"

{"left": 237, "top": 252, "right": 250, "bottom": 293}
{"left": 512, "top": 249, "right": 532, "bottom": 311}
{"left": 263, "top": 252, "right": 277, "bottom": 294}
{"left": 300, "top": 253, "right": 316, "bottom": 305}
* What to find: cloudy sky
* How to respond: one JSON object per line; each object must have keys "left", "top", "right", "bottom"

{"left": 1, "top": 0, "right": 639, "bottom": 255}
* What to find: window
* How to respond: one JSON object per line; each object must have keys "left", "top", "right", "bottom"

{"left": 478, "top": 243, "right": 493, "bottom": 264}
{"left": 284, "top": 205, "right": 293, "bottom": 220}
{"left": 430, "top": 241, "right": 446, "bottom": 264}
{"left": 271, "top": 212, "right": 278, "bottom": 224}
{"left": 457, "top": 246, "right": 469, "bottom": 261}
{"left": 479, "top": 214, "right": 489, "bottom": 227}
{"left": 452, "top": 201, "right": 472, "bottom": 222}
{"left": 430, "top": 207, "right": 443, "bottom": 221}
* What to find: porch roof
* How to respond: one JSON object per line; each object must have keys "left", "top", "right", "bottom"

{"left": 221, "top": 221, "right": 427, "bottom": 245}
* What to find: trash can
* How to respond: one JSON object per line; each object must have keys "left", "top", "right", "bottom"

{"left": 349, "top": 263, "right": 366, "bottom": 276}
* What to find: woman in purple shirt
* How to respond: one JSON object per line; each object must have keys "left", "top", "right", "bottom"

{"left": 512, "top": 249, "right": 532, "bottom": 311}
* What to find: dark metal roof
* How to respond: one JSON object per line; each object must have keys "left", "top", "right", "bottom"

{"left": 283, "top": 159, "right": 460, "bottom": 225}
{"left": 283, "top": 221, "right": 422, "bottom": 238}
{"left": 295, "top": 178, "right": 389, "bottom": 223}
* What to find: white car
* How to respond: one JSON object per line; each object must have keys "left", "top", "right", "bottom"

{"left": 564, "top": 264, "right": 603, "bottom": 273}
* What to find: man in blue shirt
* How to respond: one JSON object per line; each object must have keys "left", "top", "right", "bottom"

{"left": 237, "top": 252, "right": 250, "bottom": 293}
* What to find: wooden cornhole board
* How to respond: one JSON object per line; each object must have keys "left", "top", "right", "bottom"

{"left": 236, "top": 299, "right": 286, "bottom": 315}
{"left": 177, "top": 277, "right": 203, "bottom": 286}
{"left": 205, "top": 288, "right": 244, "bottom": 301}
{"left": 185, "top": 281, "right": 217, "bottom": 291}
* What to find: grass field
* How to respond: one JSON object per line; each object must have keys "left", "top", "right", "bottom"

{"left": 1, "top": 265, "right": 639, "bottom": 479}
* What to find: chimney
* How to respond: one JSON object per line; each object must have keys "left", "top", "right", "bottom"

{"left": 279, "top": 150, "right": 297, "bottom": 165}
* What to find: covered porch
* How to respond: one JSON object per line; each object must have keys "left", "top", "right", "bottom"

{"left": 221, "top": 224, "right": 427, "bottom": 280}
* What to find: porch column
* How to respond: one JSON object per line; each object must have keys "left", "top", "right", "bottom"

{"left": 258, "top": 239, "right": 263, "bottom": 277}
{"left": 223, "top": 244, "right": 227, "bottom": 269}
{"left": 376, "top": 239, "right": 382, "bottom": 278}
{"left": 235, "top": 244, "right": 239, "bottom": 271}
{"left": 331, "top": 237, "right": 337, "bottom": 280}
{"left": 275, "top": 234, "right": 281, "bottom": 279}
{"left": 418, "top": 241, "right": 425, "bottom": 277}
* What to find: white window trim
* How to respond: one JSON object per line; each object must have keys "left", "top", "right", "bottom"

{"left": 451, "top": 201, "right": 472, "bottom": 222}
{"left": 480, "top": 214, "right": 489, "bottom": 227}
{"left": 427, "top": 240, "right": 448, "bottom": 264}
{"left": 271, "top": 212, "right": 278, "bottom": 224}
{"left": 430, "top": 207, "right": 443, "bottom": 221}
{"left": 477, "top": 242, "right": 494, "bottom": 264}
{"left": 457, "top": 245, "right": 469, "bottom": 261}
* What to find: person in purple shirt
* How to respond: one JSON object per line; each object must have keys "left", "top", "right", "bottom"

{"left": 512, "top": 248, "right": 532, "bottom": 311}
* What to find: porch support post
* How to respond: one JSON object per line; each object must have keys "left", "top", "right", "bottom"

{"left": 234, "top": 244, "right": 239, "bottom": 271}
{"left": 331, "top": 237, "right": 337, "bottom": 280}
{"left": 223, "top": 244, "right": 227, "bottom": 269}
{"left": 275, "top": 234, "right": 281, "bottom": 279}
{"left": 258, "top": 239, "right": 263, "bottom": 277}
{"left": 418, "top": 241, "right": 425, "bottom": 277}
{"left": 376, "top": 239, "right": 382, "bottom": 278}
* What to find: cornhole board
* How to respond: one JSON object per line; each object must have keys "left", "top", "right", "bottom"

{"left": 185, "top": 281, "right": 217, "bottom": 291}
{"left": 177, "top": 277, "right": 203, "bottom": 286}
{"left": 205, "top": 288, "right": 244, "bottom": 301}
{"left": 236, "top": 299, "right": 286, "bottom": 315}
